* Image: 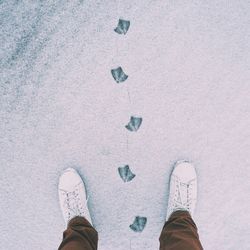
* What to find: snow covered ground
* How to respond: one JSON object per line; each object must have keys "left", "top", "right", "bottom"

{"left": 1, "top": 1, "right": 250, "bottom": 249}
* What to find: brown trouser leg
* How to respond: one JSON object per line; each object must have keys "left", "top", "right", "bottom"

{"left": 159, "top": 210, "right": 203, "bottom": 250}
{"left": 58, "top": 216, "right": 98, "bottom": 250}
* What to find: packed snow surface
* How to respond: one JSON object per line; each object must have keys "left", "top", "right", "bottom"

{"left": 1, "top": 1, "right": 250, "bottom": 249}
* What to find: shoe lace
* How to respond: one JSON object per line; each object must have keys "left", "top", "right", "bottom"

{"left": 173, "top": 177, "right": 196, "bottom": 212}
{"left": 61, "top": 185, "right": 87, "bottom": 221}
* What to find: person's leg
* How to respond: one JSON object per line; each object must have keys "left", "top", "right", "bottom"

{"left": 58, "top": 168, "right": 98, "bottom": 250}
{"left": 159, "top": 161, "right": 203, "bottom": 250}
{"left": 58, "top": 216, "right": 98, "bottom": 250}
{"left": 159, "top": 210, "right": 202, "bottom": 250}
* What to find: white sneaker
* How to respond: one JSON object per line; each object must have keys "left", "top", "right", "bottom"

{"left": 166, "top": 160, "right": 197, "bottom": 220}
{"left": 58, "top": 168, "right": 92, "bottom": 226}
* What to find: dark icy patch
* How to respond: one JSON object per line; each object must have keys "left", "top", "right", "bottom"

{"left": 111, "top": 66, "right": 128, "bottom": 83}
{"left": 114, "top": 19, "right": 130, "bottom": 34}
{"left": 125, "top": 116, "right": 142, "bottom": 132}
{"left": 130, "top": 216, "right": 147, "bottom": 232}
{"left": 118, "top": 165, "right": 135, "bottom": 182}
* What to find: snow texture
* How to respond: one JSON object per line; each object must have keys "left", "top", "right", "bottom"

{"left": 1, "top": 0, "right": 250, "bottom": 250}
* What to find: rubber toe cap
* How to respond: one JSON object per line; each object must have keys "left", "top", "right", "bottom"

{"left": 59, "top": 168, "right": 82, "bottom": 191}
{"left": 173, "top": 161, "right": 196, "bottom": 183}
